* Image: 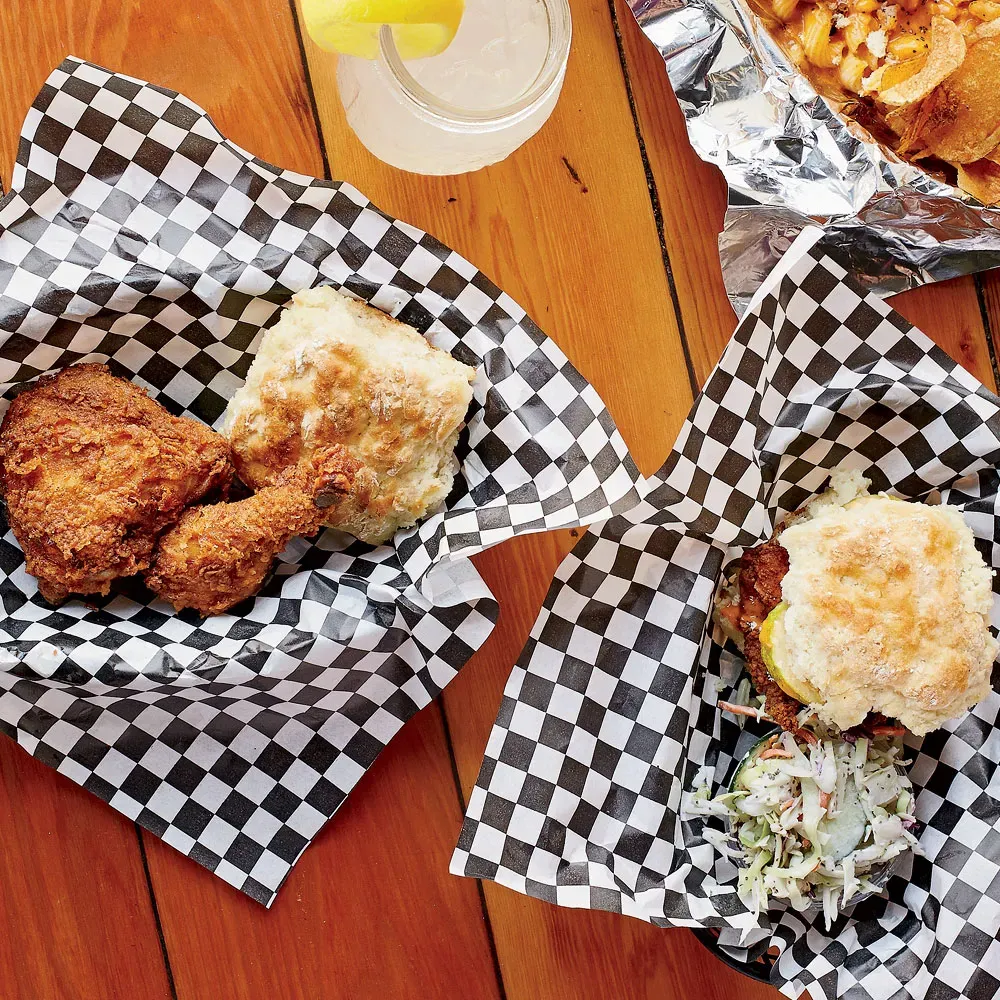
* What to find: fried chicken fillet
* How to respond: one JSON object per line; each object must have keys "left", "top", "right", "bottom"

{"left": 733, "top": 534, "right": 801, "bottom": 731}
{"left": 145, "top": 445, "right": 367, "bottom": 616}
{"left": 0, "top": 364, "right": 233, "bottom": 603}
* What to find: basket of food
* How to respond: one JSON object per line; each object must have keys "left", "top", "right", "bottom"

{"left": 452, "top": 229, "right": 1000, "bottom": 1000}
{"left": 0, "top": 58, "right": 641, "bottom": 905}
{"left": 761, "top": 0, "right": 1000, "bottom": 200}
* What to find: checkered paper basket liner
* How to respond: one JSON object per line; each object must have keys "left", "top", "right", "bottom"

{"left": 0, "top": 57, "right": 643, "bottom": 906}
{"left": 452, "top": 227, "right": 1000, "bottom": 1000}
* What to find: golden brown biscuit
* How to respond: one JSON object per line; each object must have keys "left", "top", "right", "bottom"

{"left": 777, "top": 474, "right": 996, "bottom": 734}
{"left": 222, "top": 286, "right": 476, "bottom": 544}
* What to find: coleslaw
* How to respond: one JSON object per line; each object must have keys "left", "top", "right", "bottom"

{"left": 686, "top": 726, "right": 920, "bottom": 929}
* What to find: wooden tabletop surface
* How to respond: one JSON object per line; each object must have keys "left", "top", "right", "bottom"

{"left": 1, "top": 1, "right": 998, "bottom": 998}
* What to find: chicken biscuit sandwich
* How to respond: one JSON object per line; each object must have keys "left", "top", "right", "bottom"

{"left": 716, "top": 470, "right": 997, "bottom": 736}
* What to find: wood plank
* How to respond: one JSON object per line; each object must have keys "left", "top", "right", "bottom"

{"left": 0, "top": 4, "right": 500, "bottom": 1000}
{"left": 0, "top": 739, "right": 173, "bottom": 1000}
{"left": 294, "top": 0, "right": 779, "bottom": 996}
{"left": 144, "top": 705, "right": 502, "bottom": 1000}
{"left": 0, "top": 0, "right": 324, "bottom": 190}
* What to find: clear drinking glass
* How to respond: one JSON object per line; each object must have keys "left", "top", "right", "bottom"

{"left": 335, "top": 0, "right": 573, "bottom": 176}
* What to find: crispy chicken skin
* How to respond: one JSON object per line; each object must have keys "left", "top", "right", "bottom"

{"left": 0, "top": 364, "right": 233, "bottom": 603}
{"left": 145, "top": 445, "right": 370, "bottom": 616}
{"left": 737, "top": 537, "right": 802, "bottom": 731}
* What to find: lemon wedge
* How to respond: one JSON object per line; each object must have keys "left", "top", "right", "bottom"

{"left": 302, "top": 0, "right": 465, "bottom": 60}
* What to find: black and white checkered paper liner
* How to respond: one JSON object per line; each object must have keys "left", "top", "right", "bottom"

{"left": 0, "top": 58, "right": 642, "bottom": 906}
{"left": 453, "top": 227, "right": 1000, "bottom": 1000}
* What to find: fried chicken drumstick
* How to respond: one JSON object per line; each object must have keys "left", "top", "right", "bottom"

{"left": 145, "top": 446, "right": 368, "bottom": 616}
{"left": 0, "top": 364, "right": 232, "bottom": 602}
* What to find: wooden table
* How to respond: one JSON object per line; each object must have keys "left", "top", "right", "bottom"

{"left": 1, "top": 2, "right": 997, "bottom": 998}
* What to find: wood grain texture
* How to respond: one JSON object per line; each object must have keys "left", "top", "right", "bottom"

{"left": 0, "top": 739, "right": 172, "bottom": 1000}
{"left": 0, "top": 0, "right": 323, "bottom": 190}
{"left": 143, "top": 705, "right": 502, "bottom": 1000}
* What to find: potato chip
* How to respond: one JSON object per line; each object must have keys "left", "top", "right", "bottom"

{"left": 921, "top": 32, "right": 1000, "bottom": 162}
{"left": 878, "top": 17, "right": 966, "bottom": 106}
{"left": 972, "top": 19, "right": 1000, "bottom": 43}
{"left": 864, "top": 56, "right": 925, "bottom": 96}
{"left": 886, "top": 102, "right": 932, "bottom": 157}
{"left": 885, "top": 104, "right": 920, "bottom": 137}
{"left": 956, "top": 158, "right": 1000, "bottom": 205}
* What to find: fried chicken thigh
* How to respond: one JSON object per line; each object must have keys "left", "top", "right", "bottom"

{"left": 145, "top": 445, "right": 369, "bottom": 616}
{"left": 0, "top": 364, "right": 233, "bottom": 603}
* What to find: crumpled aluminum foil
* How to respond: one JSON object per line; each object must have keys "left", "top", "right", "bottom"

{"left": 628, "top": 0, "right": 1000, "bottom": 312}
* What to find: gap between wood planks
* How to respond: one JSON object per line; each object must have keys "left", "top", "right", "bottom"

{"left": 437, "top": 702, "right": 510, "bottom": 1000}
{"left": 137, "top": 826, "right": 181, "bottom": 1000}
{"left": 976, "top": 274, "right": 1000, "bottom": 389}
{"left": 605, "top": 0, "right": 700, "bottom": 400}
{"left": 289, "top": 0, "right": 332, "bottom": 183}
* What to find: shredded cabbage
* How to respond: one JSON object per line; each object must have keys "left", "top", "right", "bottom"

{"left": 698, "top": 726, "right": 919, "bottom": 931}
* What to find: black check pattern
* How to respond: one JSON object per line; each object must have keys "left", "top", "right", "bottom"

{"left": 453, "top": 229, "right": 1000, "bottom": 999}
{"left": 0, "top": 59, "right": 642, "bottom": 906}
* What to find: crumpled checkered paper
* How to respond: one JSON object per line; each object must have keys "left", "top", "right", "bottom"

{"left": 0, "top": 58, "right": 642, "bottom": 906}
{"left": 452, "top": 226, "right": 1000, "bottom": 1000}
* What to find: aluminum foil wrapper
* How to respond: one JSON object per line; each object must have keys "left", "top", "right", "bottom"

{"left": 628, "top": 0, "right": 1000, "bottom": 312}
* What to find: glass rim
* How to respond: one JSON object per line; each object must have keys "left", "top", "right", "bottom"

{"left": 377, "top": 0, "right": 572, "bottom": 129}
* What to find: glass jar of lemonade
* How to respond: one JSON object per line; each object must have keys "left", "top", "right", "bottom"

{"left": 335, "top": 0, "right": 572, "bottom": 175}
